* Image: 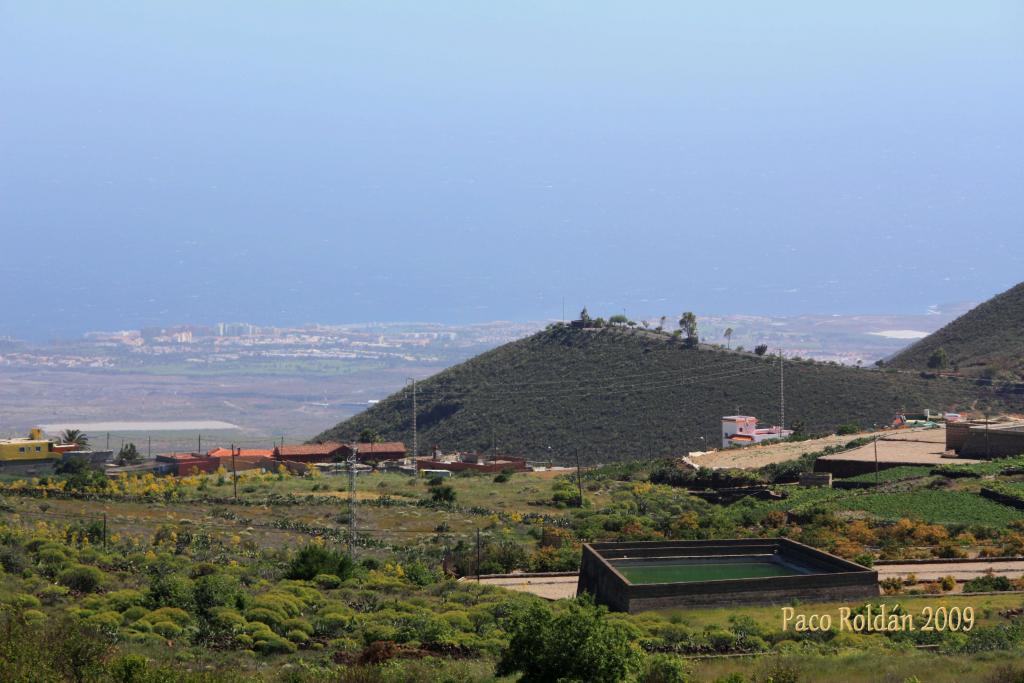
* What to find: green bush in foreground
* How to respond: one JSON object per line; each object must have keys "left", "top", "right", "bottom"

{"left": 497, "top": 595, "right": 643, "bottom": 683}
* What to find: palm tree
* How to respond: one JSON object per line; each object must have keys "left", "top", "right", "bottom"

{"left": 60, "top": 429, "right": 89, "bottom": 449}
{"left": 724, "top": 327, "right": 733, "bottom": 350}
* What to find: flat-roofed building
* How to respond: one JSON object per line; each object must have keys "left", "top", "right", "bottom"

{"left": 0, "top": 428, "right": 58, "bottom": 463}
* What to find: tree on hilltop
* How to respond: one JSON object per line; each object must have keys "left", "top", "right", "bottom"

{"left": 724, "top": 327, "right": 734, "bottom": 349}
{"left": 754, "top": 344, "right": 769, "bottom": 356}
{"left": 678, "top": 312, "right": 698, "bottom": 347}
{"left": 358, "top": 428, "right": 384, "bottom": 443}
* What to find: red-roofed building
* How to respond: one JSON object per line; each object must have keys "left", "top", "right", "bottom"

{"left": 273, "top": 442, "right": 346, "bottom": 464}
{"left": 343, "top": 442, "right": 407, "bottom": 462}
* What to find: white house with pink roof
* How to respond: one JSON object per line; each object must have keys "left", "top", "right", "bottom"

{"left": 721, "top": 415, "right": 792, "bottom": 448}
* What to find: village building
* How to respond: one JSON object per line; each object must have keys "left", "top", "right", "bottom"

{"left": 272, "top": 442, "right": 346, "bottom": 463}
{"left": 946, "top": 419, "right": 1024, "bottom": 458}
{"left": 343, "top": 442, "right": 407, "bottom": 462}
{"left": 415, "top": 450, "right": 529, "bottom": 474}
{"left": 721, "top": 415, "right": 792, "bottom": 448}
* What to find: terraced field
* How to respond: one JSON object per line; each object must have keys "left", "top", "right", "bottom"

{"left": 829, "top": 490, "right": 1022, "bottom": 526}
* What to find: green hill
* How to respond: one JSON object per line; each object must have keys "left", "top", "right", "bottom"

{"left": 887, "top": 282, "right": 1024, "bottom": 381}
{"left": 314, "top": 325, "right": 1023, "bottom": 463}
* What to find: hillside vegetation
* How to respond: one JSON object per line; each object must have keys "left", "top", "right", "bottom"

{"left": 315, "top": 325, "right": 1021, "bottom": 464}
{"left": 888, "top": 281, "right": 1024, "bottom": 381}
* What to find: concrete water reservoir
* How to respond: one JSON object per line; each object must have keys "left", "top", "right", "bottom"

{"left": 578, "top": 539, "right": 878, "bottom": 612}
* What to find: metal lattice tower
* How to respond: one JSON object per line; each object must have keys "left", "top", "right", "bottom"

{"left": 347, "top": 445, "right": 357, "bottom": 558}
{"left": 779, "top": 348, "right": 785, "bottom": 433}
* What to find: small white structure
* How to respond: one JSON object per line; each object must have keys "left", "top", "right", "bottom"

{"left": 721, "top": 415, "right": 792, "bottom": 448}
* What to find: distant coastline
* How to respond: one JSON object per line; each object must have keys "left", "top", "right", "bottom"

{"left": 39, "top": 420, "right": 240, "bottom": 432}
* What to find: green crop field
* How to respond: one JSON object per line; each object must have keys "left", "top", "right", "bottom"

{"left": 828, "top": 490, "right": 1023, "bottom": 526}
{"left": 844, "top": 466, "right": 933, "bottom": 483}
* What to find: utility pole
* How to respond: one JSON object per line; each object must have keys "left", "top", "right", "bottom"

{"left": 106, "top": 432, "right": 110, "bottom": 450}
{"left": 985, "top": 410, "right": 991, "bottom": 458}
{"left": 872, "top": 424, "right": 880, "bottom": 484}
{"left": 409, "top": 378, "right": 418, "bottom": 458}
{"left": 148, "top": 435, "right": 151, "bottom": 460}
{"left": 491, "top": 426, "right": 496, "bottom": 463}
{"left": 779, "top": 348, "right": 785, "bottom": 435}
{"left": 102, "top": 513, "right": 107, "bottom": 551}
{"left": 575, "top": 447, "right": 584, "bottom": 507}
{"left": 347, "top": 445, "right": 358, "bottom": 559}
{"left": 197, "top": 434, "right": 202, "bottom": 455}
{"left": 476, "top": 528, "right": 482, "bottom": 583}
{"left": 231, "top": 445, "right": 238, "bottom": 501}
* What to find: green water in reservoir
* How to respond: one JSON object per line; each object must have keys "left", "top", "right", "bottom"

{"left": 613, "top": 559, "right": 806, "bottom": 584}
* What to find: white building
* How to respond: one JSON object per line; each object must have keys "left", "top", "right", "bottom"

{"left": 721, "top": 415, "right": 792, "bottom": 448}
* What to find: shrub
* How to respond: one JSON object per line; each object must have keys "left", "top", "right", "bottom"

{"left": 106, "top": 654, "right": 180, "bottom": 683}
{"left": 496, "top": 596, "right": 642, "bottom": 683}
{"left": 151, "top": 621, "right": 183, "bottom": 638}
{"left": 146, "top": 573, "right": 196, "bottom": 611}
{"left": 285, "top": 628, "right": 310, "bottom": 643}
{"left": 194, "top": 573, "right": 245, "bottom": 615}
{"left": 314, "top": 573, "right": 342, "bottom": 589}
{"left": 836, "top": 422, "right": 860, "bottom": 436}
{"left": 650, "top": 465, "right": 762, "bottom": 489}
{"left": 11, "top": 593, "right": 41, "bottom": 610}
{"left": 245, "top": 607, "right": 284, "bottom": 629}
{"left": 148, "top": 606, "right": 191, "bottom": 625}
{"left": 106, "top": 589, "right": 145, "bottom": 611}
{"left": 86, "top": 610, "right": 123, "bottom": 634}
{"left": 22, "top": 609, "right": 46, "bottom": 625}
{"left": 121, "top": 606, "right": 149, "bottom": 624}
{"left": 253, "top": 633, "right": 296, "bottom": 654}
{"left": 37, "top": 584, "right": 70, "bottom": 606}
{"left": 286, "top": 545, "right": 355, "bottom": 582}
{"left": 431, "top": 485, "right": 457, "bottom": 504}
{"left": 640, "top": 653, "right": 690, "bottom": 682}
{"left": 314, "top": 611, "right": 351, "bottom": 636}
{"left": 964, "top": 575, "right": 1014, "bottom": 593}
{"left": 58, "top": 564, "right": 106, "bottom": 593}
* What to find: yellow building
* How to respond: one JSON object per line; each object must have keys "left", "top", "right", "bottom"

{"left": 0, "top": 428, "right": 58, "bottom": 462}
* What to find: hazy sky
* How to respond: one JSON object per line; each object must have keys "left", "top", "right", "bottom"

{"left": 2, "top": 2, "right": 1022, "bottom": 339}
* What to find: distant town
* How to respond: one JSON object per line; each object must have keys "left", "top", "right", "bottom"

{"left": 0, "top": 320, "right": 543, "bottom": 373}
